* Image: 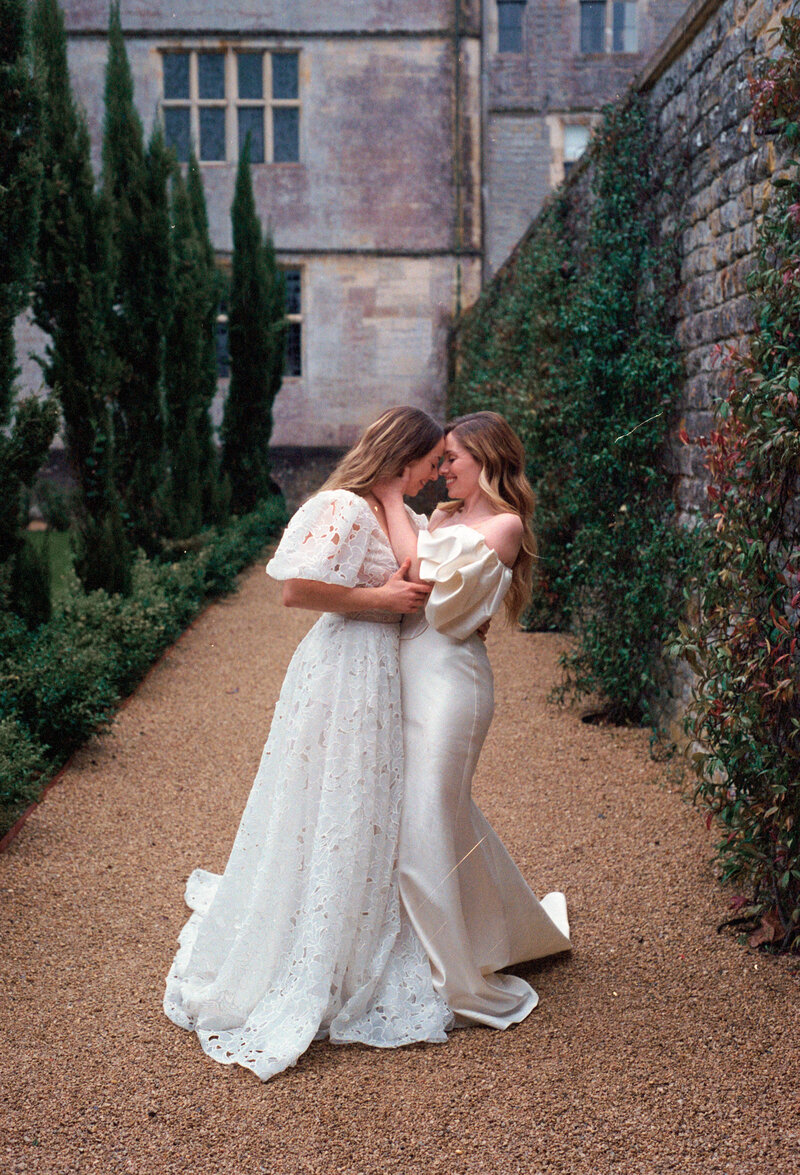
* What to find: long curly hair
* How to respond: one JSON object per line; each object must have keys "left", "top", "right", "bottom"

{"left": 439, "top": 411, "right": 536, "bottom": 623}
{"left": 321, "top": 406, "right": 443, "bottom": 496}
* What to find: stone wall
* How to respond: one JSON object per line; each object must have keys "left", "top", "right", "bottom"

{"left": 485, "top": 0, "right": 792, "bottom": 519}
{"left": 637, "top": 0, "right": 792, "bottom": 521}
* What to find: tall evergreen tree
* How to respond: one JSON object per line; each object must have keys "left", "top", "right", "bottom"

{"left": 102, "top": 2, "right": 170, "bottom": 546}
{"left": 186, "top": 153, "right": 226, "bottom": 523}
{"left": 221, "top": 140, "right": 285, "bottom": 513}
{"left": 163, "top": 163, "right": 224, "bottom": 536}
{"left": 30, "top": 0, "right": 129, "bottom": 595}
{"left": 0, "top": 0, "right": 58, "bottom": 608}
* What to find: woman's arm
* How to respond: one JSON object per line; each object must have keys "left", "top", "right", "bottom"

{"left": 282, "top": 558, "right": 431, "bottom": 614}
{"left": 372, "top": 479, "right": 427, "bottom": 581}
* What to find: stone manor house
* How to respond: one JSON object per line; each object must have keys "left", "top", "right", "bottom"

{"left": 21, "top": 0, "right": 690, "bottom": 475}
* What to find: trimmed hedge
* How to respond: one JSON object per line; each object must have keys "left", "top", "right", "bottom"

{"left": 0, "top": 495, "right": 286, "bottom": 836}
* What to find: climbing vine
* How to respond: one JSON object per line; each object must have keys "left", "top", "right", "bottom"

{"left": 675, "top": 16, "right": 800, "bottom": 952}
{"left": 451, "top": 96, "right": 698, "bottom": 724}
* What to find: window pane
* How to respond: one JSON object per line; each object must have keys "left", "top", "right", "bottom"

{"left": 564, "top": 124, "right": 590, "bottom": 163}
{"left": 272, "top": 52, "right": 299, "bottom": 100}
{"left": 580, "top": 1, "right": 606, "bottom": 53}
{"left": 285, "top": 322, "right": 302, "bottom": 377}
{"left": 164, "top": 107, "right": 190, "bottom": 162}
{"left": 612, "top": 1, "right": 637, "bottom": 52}
{"left": 498, "top": 2, "right": 525, "bottom": 53}
{"left": 283, "top": 269, "right": 301, "bottom": 316}
{"left": 163, "top": 53, "right": 189, "bottom": 100}
{"left": 199, "top": 106, "right": 226, "bottom": 161}
{"left": 238, "top": 107, "right": 265, "bottom": 163}
{"left": 273, "top": 107, "right": 299, "bottom": 162}
{"left": 215, "top": 317, "right": 230, "bottom": 378}
{"left": 198, "top": 52, "right": 225, "bottom": 100}
{"left": 237, "top": 52, "right": 263, "bottom": 100}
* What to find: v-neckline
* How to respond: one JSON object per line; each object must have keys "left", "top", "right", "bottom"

{"left": 358, "top": 495, "right": 393, "bottom": 545}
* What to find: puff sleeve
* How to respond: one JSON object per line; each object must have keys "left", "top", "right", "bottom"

{"left": 266, "top": 491, "right": 371, "bottom": 588}
{"left": 417, "top": 525, "right": 513, "bottom": 640}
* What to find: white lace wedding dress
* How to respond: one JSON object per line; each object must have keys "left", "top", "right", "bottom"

{"left": 163, "top": 490, "right": 451, "bottom": 1081}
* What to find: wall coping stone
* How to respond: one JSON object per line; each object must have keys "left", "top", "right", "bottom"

{"left": 635, "top": 0, "right": 728, "bottom": 94}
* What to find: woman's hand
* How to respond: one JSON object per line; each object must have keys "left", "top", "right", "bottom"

{"left": 282, "top": 560, "right": 429, "bottom": 614}
{"left": 375, "top": 558, "right": 431, "bottom": 613}
{"left": 372, "top": 471, "right": 410, "bottom": 505}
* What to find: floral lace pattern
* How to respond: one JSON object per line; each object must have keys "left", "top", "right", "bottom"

{"left": 163, "top": 491, "right": 451, "bottom": 1080}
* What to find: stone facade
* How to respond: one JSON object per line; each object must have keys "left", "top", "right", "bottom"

{"left": 33, "top": 1, "right": 484, "bottom": 458}
{"left": 17, "top": 1, "right": 696, "bottom": 481}
{"left": 483, "top": 0, "right": 691, "bottom": 274}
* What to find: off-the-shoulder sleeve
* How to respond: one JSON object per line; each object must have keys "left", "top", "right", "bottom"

{"left": 266, "top": 491, "right": 371, "bottom": 587}
{"left": 404, "top": 505, "right": 429, "bottom": 532}
{"left": 418, "top": 524, "right": 513, "bottom": 640}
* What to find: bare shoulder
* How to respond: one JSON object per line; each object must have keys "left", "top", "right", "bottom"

{"left": 482, "top": 512, "right": 524, "bottom": 542}
{"left": 479, "top": 512, "right": 524, "bottom": 566}
{"left": 428, "top": 505, "right": 450, "bottom": 529}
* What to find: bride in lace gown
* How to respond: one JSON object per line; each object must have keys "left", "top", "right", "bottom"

{"left": 375, "top": 411, "right": 571, "bottom": 1030}
{"left": 163, "top": 407, "right": 452, "bottom": 1081}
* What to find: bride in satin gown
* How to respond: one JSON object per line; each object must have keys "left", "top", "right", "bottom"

{"left": 163, "top": 407, "right": 453, "bottom": 1081}
{"left": 374, "top": 410, "right": 571, "bottom": 1029}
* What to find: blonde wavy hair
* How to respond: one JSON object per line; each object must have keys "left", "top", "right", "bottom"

{"left": 439, "top": 411, "right": 536, "bottom": 623}
{"left": 321, "top": 406, "right": 443, "bottom": 496}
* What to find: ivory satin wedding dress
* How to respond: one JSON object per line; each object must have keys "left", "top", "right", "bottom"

{"left": 399, "top": 522, "right": 572, "bottom": 1028}
{"left": 164, "top": 491, "right": 450, "bottom": 1081}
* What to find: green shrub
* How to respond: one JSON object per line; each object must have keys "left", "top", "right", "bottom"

{"left": 0, "top": 494, "right": 287, "bottom": 836}
{"left": 12, "top": 531, "right": 52, "bottom": 627}
{"left": 0, "top": 716, "right": 47, "bottom": 831}
{"left": 11, "top": 612, "right": 119, "bottom": 749}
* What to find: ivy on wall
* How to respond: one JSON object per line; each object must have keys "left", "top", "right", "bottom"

{"left": 451, "top": 96, "right": 698, "bottom": 725}
{"left": 675, "top": 16, "right": 800, "bottom": 952}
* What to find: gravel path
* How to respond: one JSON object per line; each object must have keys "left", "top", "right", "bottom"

{"left": 2, "top": 563, "right": 799, "bottom": 1175}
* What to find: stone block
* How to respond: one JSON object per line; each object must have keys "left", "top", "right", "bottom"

{"left": 686, "top": 373, "right": 714, "bottom": 408}
{"left": 746, "top": 0, "right": 779, "bottom": 40}
{"left": 711, "top": 232, "right": 735, "bottom": 270}
{"left": 685, "top": 409, "right": 715, "bottom": 436}
{"left": 719, "top": 198, "right": 741, "bottom": 232}
{"left": 733, "top": 221, "right": 756, "bottom": 257}
{"left": 717, "top": 128, "right": 751, "bottom": 169}
{"left": 724, "top": 156, "right": 749, "bottom": 196}
{"left": 684, "top": 220, "right": 713, "bottom": 254}
{"left": 721, "top": 24, "right": 748, "bottom": 69}
{"left": 721, "top": 294, "right": 756, "bottom": 336}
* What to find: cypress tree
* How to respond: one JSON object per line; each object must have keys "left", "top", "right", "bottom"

{"left": 186, "top": 153, "right": 227, "bottom": 522}
{"left": 30, "top": 0, "right": 129, "bottom": 595}
{"left": 221, "top": 139, "right": 285, "bottom": 513}
{"left": 162, "top": 152, "right": 226, "bottom": 533}
{"left": 0, "top": 0, "right": 58, "bottom": 608}
{"left": 163, "top": 166, "right": 216, "bottom": 536}
{"left": 102, "top": 2, "right": 170, "bottom": 546}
